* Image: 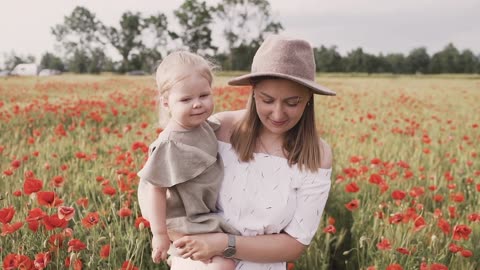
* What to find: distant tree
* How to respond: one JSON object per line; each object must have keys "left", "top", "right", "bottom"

{"left": 105, "top": 12, "right": 144, "bottom": 72}
{"left": 344, "top": 48, "right": 367, "bottom": 72}
{"left": 3, "top": 52, "right": 35, "bottom": 70}
{"left": 314, "top": 45, "right": 343, "bottom": 72}
{"left": 51, "top": 6, "right": 106, "bottom": 56}
{"left": 68, "top": 48, "right": 108, "bottom": 74}
{"left": 406, "top": 47, "right": 430, "bottom": 74}
{"left": 214, "top": 0, "right": 283, "bottom": 49}
{"left": 174, "top": 0, "right": 216, "bottom": 54}
{"left": 40, "top": 52, "right": 65, "bottom": 71}
{"left": 458, "top": 49, "right": 477, "bottom": 73}
{"left": 384, "top": 53, "right": 407, "bottom": 74}
{"left": 429, "top": 43, "right": 461, "bottom": 73}
{"left": 214, "top": 0, "right": 282, "bottom": 70}
{"left": 142, "top": 13, "right": 171, "bottom": 56}
{"left": 52, "top": 6, "right": 107, "bottom": 73}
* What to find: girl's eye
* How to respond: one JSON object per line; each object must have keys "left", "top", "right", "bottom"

{"left": 200, "top": 94, "right": 210, "bottom": 98}
{"left": 180, "top": 98, "right": 191, "bottom": 102}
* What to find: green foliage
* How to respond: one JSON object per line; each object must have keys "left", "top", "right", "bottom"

{"left": 174, "top": 0, "right": 216, "bottom": 54}
{"left": 2, "top": 51, "right": 36, "bottom": 70}
{"left": 40, "top": 52, "right": 65, "bottom": 71}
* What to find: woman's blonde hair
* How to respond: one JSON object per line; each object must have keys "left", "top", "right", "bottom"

{"left": 155, "top": 51, "right": 215, "bottom": 127}
{"left": 230, "top": 78, "right": 323, "bottom": 172}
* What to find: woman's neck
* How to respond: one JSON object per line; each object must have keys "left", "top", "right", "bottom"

{"left": 257, "top": 129, "right": 285, "bottom": 156}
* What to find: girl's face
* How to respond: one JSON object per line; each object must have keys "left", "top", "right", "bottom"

{"left": 253, "top": 78, "right": 311, "bottom": 136}
{"left": 164, "top": 71, "right": 214, "bottom": 130}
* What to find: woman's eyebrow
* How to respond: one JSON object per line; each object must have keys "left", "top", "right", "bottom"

{"left": 258, "top": 92, "right": 303, "bottom": 101}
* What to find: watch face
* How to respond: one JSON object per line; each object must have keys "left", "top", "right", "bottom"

{"left": 223, "top": 247, "right": 236, "bottom": 258}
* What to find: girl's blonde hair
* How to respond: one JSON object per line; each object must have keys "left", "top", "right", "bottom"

{"left": 230, "top": 78, "right": 323, "bottom": 172}
{"left": 155, "top": 51, "right": 215, "bottom": 127}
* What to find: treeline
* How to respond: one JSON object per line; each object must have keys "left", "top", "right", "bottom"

{"left": 2, "top": 0, "right": 479, "bottom": 74}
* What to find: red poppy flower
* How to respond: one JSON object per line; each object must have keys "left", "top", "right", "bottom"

{"left": 376, "top": 237, "right": 391, "bottom": 250}
{"left": 12, "top": 190, "right": 22, "bottom": 196}
{"left": 23, "top": 178, "right": 43, "bottom": 194}
{"left": 450, "top": 192, "right": 464, "bottom": 203}
{"left": 82, "top": 212, "right": 100, "bottom": 228}
{"left": 386, "top": 263, "right": 403, "bottom": 270}
{"left": 467, "top": 213, "right": 480, "bottom": 222}
{"left": 391, "top": 190, "right": 406, "bottom": 200}
{"left": 409, "top": 186, "right": 425, "bottom": 198}
{"left": 323, "top": 225, "right": 336, "bottom": 234}
{"left": 68, "top": 239, "right": 87, "bottom": 252}
{"left": 51, "top": 175, "right": 65, "bottom": 187}
{"left": 0, "top": 206, "right": 15, "bottom": 224}
{"left": 396, "top": 247, "right": 411, "bottom": 255}
{"left": 37, "top": 191, "right": 63, "bottom": 207}
{"left": 389, "top": 213, "right": 405, "bottom": 224}
{"left": 117, "top": 207, "right": 132, "bottom": 217}
{"left": 26, "top": 208, "right": 47, "bottom": 232}
{"left": 433, "top": 194, "right": 444, "bottom": 202}
{"left": 134, "top": 217, "right": 150, "bottom": 229}
{"left": 345, "top": 199, "right": 360, "bottom": 211}
{"left": 43, "top": 214, "right": 68, "bottom": 231}
{"left": 58, "top": 206, "right": 75, "bottom": 221}
{"left": 65, "top": 257, "right": 82, "bottom": 270}
{"left": 453, "top": 225, "right": 472, "bottom": 241}
{"left": 437, "top": 218, "right": 450, "bottom": 235}
{"left": 48, "top": 233, "right": 65, "bottom": 250}
{"left": 121, "top": 260, "right": 139, "bottom": 270}
{"left": 413, "top": 216, "right": 426, "bottom": 231}
{"left": 448, "top": 243, "right": 463, "bottom": 253}
{"left": 34, "top": 252, "right": 51, "bottom": 270}
{"left": 460, "top": 249, "right": 473, "bottom": 258}
{"left": 430, "top": 263, "right": 448, "bottom": 270}
{"left": 3, "top": 169, "right": 13, "bottom": 176}
{"left": 76, "top": 197, "right": 89, "bottom": 208}
{"left": 369, "top": 174, "right": 384, "bottom": 185}
{"left": 3, "top": 254, "right": 33, "bottom": 270}
{"left": 99, "top": 244, "right": 110, "bottom": 259}
{"left": 1, "top": 222, "right": 23, "bottom": 236}
{"left": 102, "top": 186, "right": 116, "bottom": 196}
{"left": 345, "top": 182, "right": 360, "bottom": 193}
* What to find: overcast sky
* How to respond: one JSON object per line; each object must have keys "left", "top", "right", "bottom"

{"left": 0, "top": 0, "right": 479, "bottom": 67}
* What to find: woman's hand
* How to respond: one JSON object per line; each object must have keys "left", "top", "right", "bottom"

{"left": 173, "top": 233, "right": 228, "bottom": 261}
{"left": 151, "top": 233, "right": 170, "bottom": 263}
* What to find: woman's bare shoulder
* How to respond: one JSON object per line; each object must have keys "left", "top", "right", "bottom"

{"left": 319, "top": 138, "right": 333, "bottom": 169}
{"left": 210, "top": 110, "right": 245, "bottom": 142}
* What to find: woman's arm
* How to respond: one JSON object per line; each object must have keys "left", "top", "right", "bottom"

{"left": 172, "top": 232, "right": 306, "bottom": 262}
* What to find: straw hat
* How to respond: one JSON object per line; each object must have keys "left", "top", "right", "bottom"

{"left": 228, "top": 35, "right": 336, "bottom": 96}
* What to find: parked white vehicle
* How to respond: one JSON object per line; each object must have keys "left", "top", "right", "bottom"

{"left": 38, "top": 69, "right": 62, "bottom": 76}
{"left": 10, "top": 63, "right": 38, "bottom": 76}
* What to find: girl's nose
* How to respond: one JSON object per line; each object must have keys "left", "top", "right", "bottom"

{"left": 193, "top": 101, "right": 201, "bottom": 109}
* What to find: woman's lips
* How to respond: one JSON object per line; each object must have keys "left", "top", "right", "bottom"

{"left": 270, "top": 119, "right": 288, "bottom": 126}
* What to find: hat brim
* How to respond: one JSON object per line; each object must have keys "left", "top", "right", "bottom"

{"left": 228, "top": 72, "right": 336, "bottom": 96}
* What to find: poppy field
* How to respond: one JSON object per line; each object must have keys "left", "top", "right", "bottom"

{"left": 0, "top": 74, "right": 479, "bottom": 270}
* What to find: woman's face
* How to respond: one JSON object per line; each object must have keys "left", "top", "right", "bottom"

{"left": 253, "top": 78, "right": 312, "bottom": 136}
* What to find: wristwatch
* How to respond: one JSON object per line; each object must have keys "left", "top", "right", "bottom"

{"left": 222, "top": 234, "right": 236, "bottom": 258}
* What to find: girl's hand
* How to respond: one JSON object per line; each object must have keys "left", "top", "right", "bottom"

{"left": 173, "top": 233, "right": 228, "bottom": 261}
{"left": 151, "top": 233, "right": 170, "bottom": 263}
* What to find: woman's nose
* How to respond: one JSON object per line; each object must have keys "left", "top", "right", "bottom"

{"left": 271, "top": 102, "right": 285, "bottom": 119}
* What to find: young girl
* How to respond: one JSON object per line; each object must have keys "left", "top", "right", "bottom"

{"left": 137, "top": 51, "right": 238, "bottom": 269}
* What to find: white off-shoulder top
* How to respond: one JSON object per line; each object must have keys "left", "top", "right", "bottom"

{"left": 216, "top": 141, "right": 332, "bottom": 270}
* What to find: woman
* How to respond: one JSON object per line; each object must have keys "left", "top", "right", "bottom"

{"left": 169, "top": 35, "right": 336, "bottom": 270}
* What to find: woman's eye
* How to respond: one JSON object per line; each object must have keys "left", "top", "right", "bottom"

{"left": 263, "top": 99, "right": 274, "bottom": 104}
{"left": 286, "top": 101, "right": 300, "bottom": 107}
